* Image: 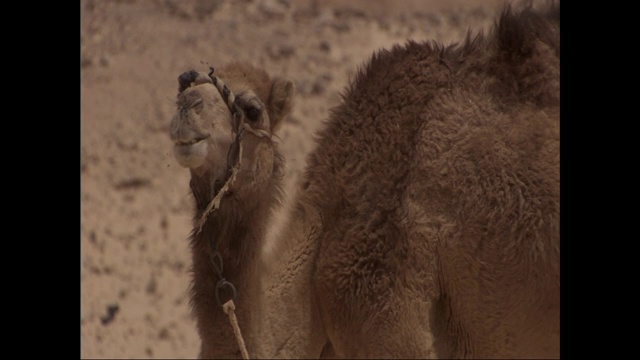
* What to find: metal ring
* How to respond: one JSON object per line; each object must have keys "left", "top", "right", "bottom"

{"left": 215, "top": 279, "right": 237, "bottom": 307}
{"left": 209, "top": 251, "right": 223, "bottom": 275}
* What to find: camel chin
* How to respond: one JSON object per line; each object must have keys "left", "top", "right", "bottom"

{"left": 173, "top": 139, "right": 208, "bottom": 168}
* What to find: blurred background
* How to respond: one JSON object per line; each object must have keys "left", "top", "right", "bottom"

{"left": 80, "top": 0, "right": 504, "bottom": 358}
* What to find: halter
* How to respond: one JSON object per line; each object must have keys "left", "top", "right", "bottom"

{"left": 207, "top": 66, "right": 246, "bottom": 166}
{"left": 178, "top": 66, "right": 247, "bottom": 234}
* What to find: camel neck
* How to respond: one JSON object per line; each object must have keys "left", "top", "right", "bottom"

{"left": 193, "top": 198, "right": 266, "bottom": 285}
{"left": 188, "top": 175, "right": 282, "bottom": 357}
{"left": 186, "top": 155, "right": 285, "bottom": 357}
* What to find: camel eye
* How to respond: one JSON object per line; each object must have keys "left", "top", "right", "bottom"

{"left": 245, "top": 106, "right": 262, "bottom": 123}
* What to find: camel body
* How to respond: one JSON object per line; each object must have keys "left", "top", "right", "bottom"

{"left": 170, "top": 5, "right": 560, "bottom": 358}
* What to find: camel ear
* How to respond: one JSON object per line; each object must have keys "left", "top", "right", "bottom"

{"left": 268, "top": 78, "right": 294, "bottom": 133}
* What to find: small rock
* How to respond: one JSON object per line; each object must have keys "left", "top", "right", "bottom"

{"left": 332, "top": 21, "right": 350, "bottom": 33}
{"left": 158, "top": 327, "right": 170, "bottom": 340}
{"left": 319, "top": 41, "right": 330, "bottom": 52}
{"left": 311, "top": 81, "right": 325, "bottom": 95}
{"left": 146, "top": 277, "right": 157, "bottom": 294}
{"left": 266, "top": 43, "right": 295, "bottom": 60}
{"left": 194, "top": 0, "right": 222, "bottom": 21}
{"left": 114, "top": 177, "right": 151, "bottom": 190}
{"left": 258, "top": 0, "right": 289, "bottom": 20}
{"left": 100, "top": 304, "right": 119, "bottom": 325}
{"left": 81, "top": 56, "right": 93, "bottom": 68}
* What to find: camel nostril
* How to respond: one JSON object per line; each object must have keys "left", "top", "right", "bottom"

{"left": 185, "top": 94, "right": 203, "bottom": 114}
{"left": 178, "top": 92, "right": 205, "bottom": 113}
{"left": 191, "top": 98, "right": 203, "bottom": 111}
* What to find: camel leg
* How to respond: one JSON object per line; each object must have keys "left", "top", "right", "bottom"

{"left": 317, "top": 285, "right": 446, "bottom": 358}
{"left": 319, "top": 341, "right": 337, "bottom": 358}
{"left": 313, "top": 221, "right": 446, "bottom": 358}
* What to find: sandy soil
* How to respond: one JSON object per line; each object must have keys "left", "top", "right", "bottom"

{"left": 80, "top": 0, "right": 506, "bottom": 358}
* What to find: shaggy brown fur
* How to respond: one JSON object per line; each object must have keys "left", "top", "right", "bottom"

{"left": 308, "top": 4, "right": 559, "bottom": 357}
{"left": 171, "top": 3, "right": 559, "bottom": 359}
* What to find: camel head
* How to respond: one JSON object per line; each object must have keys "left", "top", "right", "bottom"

{"left": 170, "top": 63, "right": 293, "bottom": 205}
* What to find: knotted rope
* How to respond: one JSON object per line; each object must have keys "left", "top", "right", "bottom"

{"left": 223, "top": 300, "right": 250, "bottom": 359}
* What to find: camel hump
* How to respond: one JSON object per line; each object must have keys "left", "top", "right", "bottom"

{"left": 309, "top": 4, "right": 559, "bottom": 358}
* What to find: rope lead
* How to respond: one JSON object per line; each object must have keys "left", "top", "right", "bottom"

{"left": 223, "top": 300, "right": 250, "bottom": 359}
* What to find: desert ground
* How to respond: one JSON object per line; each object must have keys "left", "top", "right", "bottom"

{"left": 80, "top": 0, "right": 510, "bottom": 358}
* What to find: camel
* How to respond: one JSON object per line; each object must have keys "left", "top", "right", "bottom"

{"left": 169, "top": 4, "right": 560, "bottom": 359}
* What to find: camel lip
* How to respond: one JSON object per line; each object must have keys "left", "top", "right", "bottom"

{"left": 173, "top": 138, "right": 208, "bottom": 168}
{"left": 175, "top": 136, "right": 209, "bottom": 147}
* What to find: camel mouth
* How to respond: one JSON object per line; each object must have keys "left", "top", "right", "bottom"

{"left": 175, "top": 136, "right": 209, "bottom": 147}
{"left": 173, "top": 137, "right": 209, "bottom": 168}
